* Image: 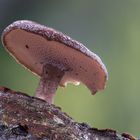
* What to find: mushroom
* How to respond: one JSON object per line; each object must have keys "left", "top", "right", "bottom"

{"left": 1, "top": 20, "right": 108, "bottom": 104}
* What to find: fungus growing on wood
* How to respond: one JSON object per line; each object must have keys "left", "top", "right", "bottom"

{"left": 2, "top": 20, "right": 108, "bottom": 104}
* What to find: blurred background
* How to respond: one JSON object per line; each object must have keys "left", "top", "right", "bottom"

{"left": 0, "top": 0, "right": 140, "bottom": 137}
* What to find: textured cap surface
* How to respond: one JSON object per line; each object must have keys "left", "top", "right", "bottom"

{"left": 2, "top": 20, "right": 108, "bottom": 94}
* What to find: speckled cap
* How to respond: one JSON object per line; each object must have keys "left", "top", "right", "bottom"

{"left": 2, "top": 20, "right": 108, "bottom": 94}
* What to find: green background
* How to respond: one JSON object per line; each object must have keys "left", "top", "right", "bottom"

{"left": 0, "top": 0, "right": 140, "bottom": 137}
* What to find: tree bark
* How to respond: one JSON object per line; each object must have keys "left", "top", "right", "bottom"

{"left": 0, "top": 86, "right": 137, "bottom": 140}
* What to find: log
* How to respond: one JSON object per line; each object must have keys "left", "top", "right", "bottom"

{"left": 0, "top": 86, "right": 137, "bottom": 140}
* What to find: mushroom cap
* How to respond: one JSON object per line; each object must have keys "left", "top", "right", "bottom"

{"left": 2, "top": 20, "right": 108, "bottom": 94}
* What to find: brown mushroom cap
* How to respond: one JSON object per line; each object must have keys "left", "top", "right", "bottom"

{"left": 2, "top": 20, "right": 108, "bottom": 94}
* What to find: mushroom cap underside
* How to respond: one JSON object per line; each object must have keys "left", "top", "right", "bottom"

{"left": 2, "top": 20, "right": 108, "bottom": 94}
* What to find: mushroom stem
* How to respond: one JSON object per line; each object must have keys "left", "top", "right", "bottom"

{"left": 35, "top": 64, "right": 65, "bottom": 104}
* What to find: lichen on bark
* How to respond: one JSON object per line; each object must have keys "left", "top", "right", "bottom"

{"left": 0, "top": 87, "right": 137, "bottom": 140}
